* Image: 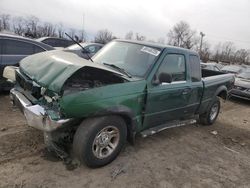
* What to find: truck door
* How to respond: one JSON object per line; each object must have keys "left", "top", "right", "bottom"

{"left": 143, "top": 53, "right": 193, "bottom": 129}
{"left": 184, "top": 55, "right": 203, "bottom": 115}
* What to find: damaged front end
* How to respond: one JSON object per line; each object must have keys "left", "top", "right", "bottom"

{"left": 8, "top": 50, "right": 127, "bottom": 131}
{"left": 10, "top": 88, "right": 72, "bottom": 132}
{"left": 7, "top": 50, "right": 131, "bottom": 160}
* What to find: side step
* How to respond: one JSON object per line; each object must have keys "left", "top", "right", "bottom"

{"left": 140, "top": 118, "right": 197, "bottom": 138}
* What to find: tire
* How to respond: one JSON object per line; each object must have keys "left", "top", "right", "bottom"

{"left": 73, "top": 115, "right": 127, "bottom": 168}
{"left": 199, "top": 97, "right": 221, "bottom": 125}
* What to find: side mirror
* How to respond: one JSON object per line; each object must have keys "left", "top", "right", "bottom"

{"left": 159, "top": 72, "right": 172, "bottom": 83}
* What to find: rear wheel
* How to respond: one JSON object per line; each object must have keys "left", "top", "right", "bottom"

{"left": 200, "top": 97, "right": 221, "bottom": 125}
{"left": 73, "top": 115, "right": 127, "bottom": 168}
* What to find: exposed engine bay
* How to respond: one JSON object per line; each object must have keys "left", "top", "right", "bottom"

{"left": 63, "top": 67, "right": 127, "bottom": 94}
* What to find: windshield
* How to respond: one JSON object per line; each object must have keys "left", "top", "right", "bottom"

{"left": 93, "top": 41, "right": 162, "bottom": 78}
{"left": 237, "top": 72, "right": 250, "bottom": 79}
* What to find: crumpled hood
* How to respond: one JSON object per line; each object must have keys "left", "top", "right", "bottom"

{"left": 19, "top": 50, "right": 123, "bottom": 93}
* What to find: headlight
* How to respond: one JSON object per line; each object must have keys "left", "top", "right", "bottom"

{"left": 3, "top": 66, "right": 18, "bottom": 82}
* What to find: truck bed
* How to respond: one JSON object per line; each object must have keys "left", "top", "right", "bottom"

{"left": 201, "top": 69, "right": 225, "bottom": 78}
{"left": 198, "top": 69, "right": 234, "bottom": 115}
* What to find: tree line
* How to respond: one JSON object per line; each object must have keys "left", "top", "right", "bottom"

{"left": 0, "top": 14, "right": 85, "bottom": 41}
{"left": 0, "top": 14, "right": 249, "bottom": 64}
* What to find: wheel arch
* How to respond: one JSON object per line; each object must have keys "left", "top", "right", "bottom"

{"left": 214, "top": 85, "right": 228, "bottom": 100}
{"left": 89, "top": 105, "right": 138, "bottom": 144}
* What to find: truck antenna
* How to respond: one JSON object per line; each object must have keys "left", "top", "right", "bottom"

{"left": 65, "top": 33, "right": 94, "bottom": 62}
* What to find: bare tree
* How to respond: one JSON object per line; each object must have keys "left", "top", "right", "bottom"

{"left": 12, "top": 16, "right": 26, "bottom": 35}
{"left": 199, "top": 41, "right": 211, "bottom": 62}
{"left": 0, "top": 14, "right": 11, "bottom": 31}
{"left": 24, "top": 16, "right": 40, "bottom": 38}
{"left": 233, "top": 49, "right": 250, "bottom": 64}
{"left": 57, "top": 23, "right": 64, "bottom": 38}
{"left": 219, "top": 42, "right": 236, "bottom": 62}
{"left": 125, "top": 31, "right": 133, "bottom": 40}
{"left": 94, "top": 29, "right": 115, "bottom": 44}
{"left": 211, "top": 42, "right": 250, "bottom": 64}
{"left": 135, "top": 33, "right": 146, "bottom": 41}
{"left": 38, "top": 22, "right": 56, "bottom": 37}
{"left": 167, "top": 21, "right": 198, "bottom": 49}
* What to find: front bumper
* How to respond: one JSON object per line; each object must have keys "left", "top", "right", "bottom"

{"left": 10, "top": 88, "right": 72, "bottom": 132}
{"left": 230, "top": 89, "right": 250, "bottom": 100}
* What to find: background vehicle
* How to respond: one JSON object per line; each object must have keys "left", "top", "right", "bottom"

{"left": 201, "top": 62, "right": 222, "bottom": 71}
{"left": 64, "top": 42, "right": 104, "bottom": 60}
{"left": 36, "top": 37, "right": 74, "bottom": 48}
{"left": 0, "top": 33, "right": 54, "bottom": 91}
{"left": 6, "top": 40, "right": 234, "bottom": 167}
{"left": 221, "top": 65, "right": 244, "bottom": 75}
{"left": 230, "top": 71, "right": 250, "bottom": 100}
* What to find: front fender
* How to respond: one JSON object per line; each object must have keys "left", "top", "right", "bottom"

{"left": 90, "top": 105, "right": 139, "bottom": 144}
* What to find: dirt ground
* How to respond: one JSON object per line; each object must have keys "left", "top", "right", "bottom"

{"left": 0, "top": 93, "right": 250, "bottom": 188}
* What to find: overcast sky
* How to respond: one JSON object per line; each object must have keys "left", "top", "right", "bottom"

{"left": 1, "top": 0, "right": 250, "bottom": 49}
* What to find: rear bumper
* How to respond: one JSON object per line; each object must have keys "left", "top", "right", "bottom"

{"left": 230, "top": 89, "right": 250, "bottom": 100}
{"left": 10, "top": 88, "right": 72, "bottom": 132}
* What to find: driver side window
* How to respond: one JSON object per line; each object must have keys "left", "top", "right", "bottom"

{"left": 156, "top": 54, "right": 186, "bottom": 82}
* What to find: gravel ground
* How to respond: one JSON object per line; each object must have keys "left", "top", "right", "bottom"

{"left": 0, "top": 93, "right": 250, "bottom": 188}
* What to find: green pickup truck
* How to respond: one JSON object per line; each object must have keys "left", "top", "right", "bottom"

{"left": 4, "top": 40, "right": 234, "bottom": 167}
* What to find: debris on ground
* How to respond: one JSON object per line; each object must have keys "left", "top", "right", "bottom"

{"left": 210, "top": 130, "right": 218, "bottom": 135}
{"left": 224, "top": 146, "right": 240, "bottom": 154}
{"left": 63, "top": 158, "right": 80, "bottom": 171}
{"left": 1, "top": 127, "right": 7, "bottom": 132}
{"left": 240, "top": 142, "right": 246, "bottom": 147}
{"left": 230, "top": 137, "right": 238, "bottom": 143}
{"left": 111, "top": 164, "right": 128, "bottom": 180}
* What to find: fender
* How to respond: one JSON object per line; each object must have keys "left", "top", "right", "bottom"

{"left": 90, "top": 105, "right": 138, "bottom": 144}
{"left": 214, "top": 85, "right": 228, "bottom": 100}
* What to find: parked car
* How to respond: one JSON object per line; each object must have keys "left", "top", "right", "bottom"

{"left": 0, "top": 33, "right": 54, "bottom": 91}
{"left": 241, "top": 64, "right": 250, "bottom": 71}
{"left": 201, "top": 62, "right": 222, "bottom": 71}
{"left": 36, "top": 37, "right": 74, "bottom": 48}
{"left": 230, "top": 71, "right": 250, "bottom": 100}
{"left": 221, "top": 65, "right": 244, "bottom": 75}
{"left": 4, "top": 40, "right": 234, "bottom": 167}
{"left": 64, "top": 42, "right": 104, "bottom": 60}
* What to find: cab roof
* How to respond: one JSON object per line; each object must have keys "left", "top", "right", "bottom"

{"left": 115, "top": 39, "right": 198, "bottom": 55}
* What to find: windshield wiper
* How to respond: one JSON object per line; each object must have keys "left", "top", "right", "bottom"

{"left": 103, "top": 63, "right": 132, "bottom": 78}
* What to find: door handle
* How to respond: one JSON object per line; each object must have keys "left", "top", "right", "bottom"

{"left": 182, "top": 88, "right": 192, "bottom": 95}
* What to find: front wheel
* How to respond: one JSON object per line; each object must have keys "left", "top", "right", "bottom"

{"left": 73, "top": 116, "right": 127, "bottom": 168}
{"left": 199, "top": 97, "right": 221, "bottom": 125}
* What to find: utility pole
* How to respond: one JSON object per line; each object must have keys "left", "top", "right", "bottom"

{"left": 199, "top": 32, "right": 205, "bottom": 53}
{"left": 81, "top": 13, "right": 85, "bottom": 42}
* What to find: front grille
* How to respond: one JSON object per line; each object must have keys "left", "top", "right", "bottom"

{"left": 16, "top": 70, "right": 42, "bottom": 99}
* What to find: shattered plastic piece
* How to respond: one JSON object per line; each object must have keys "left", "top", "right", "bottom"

{"left": 210, "top": 130, "right": 218, "bottom": 135}
{"left": 240, "top": 143, "right": 246, "bottom": 146}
